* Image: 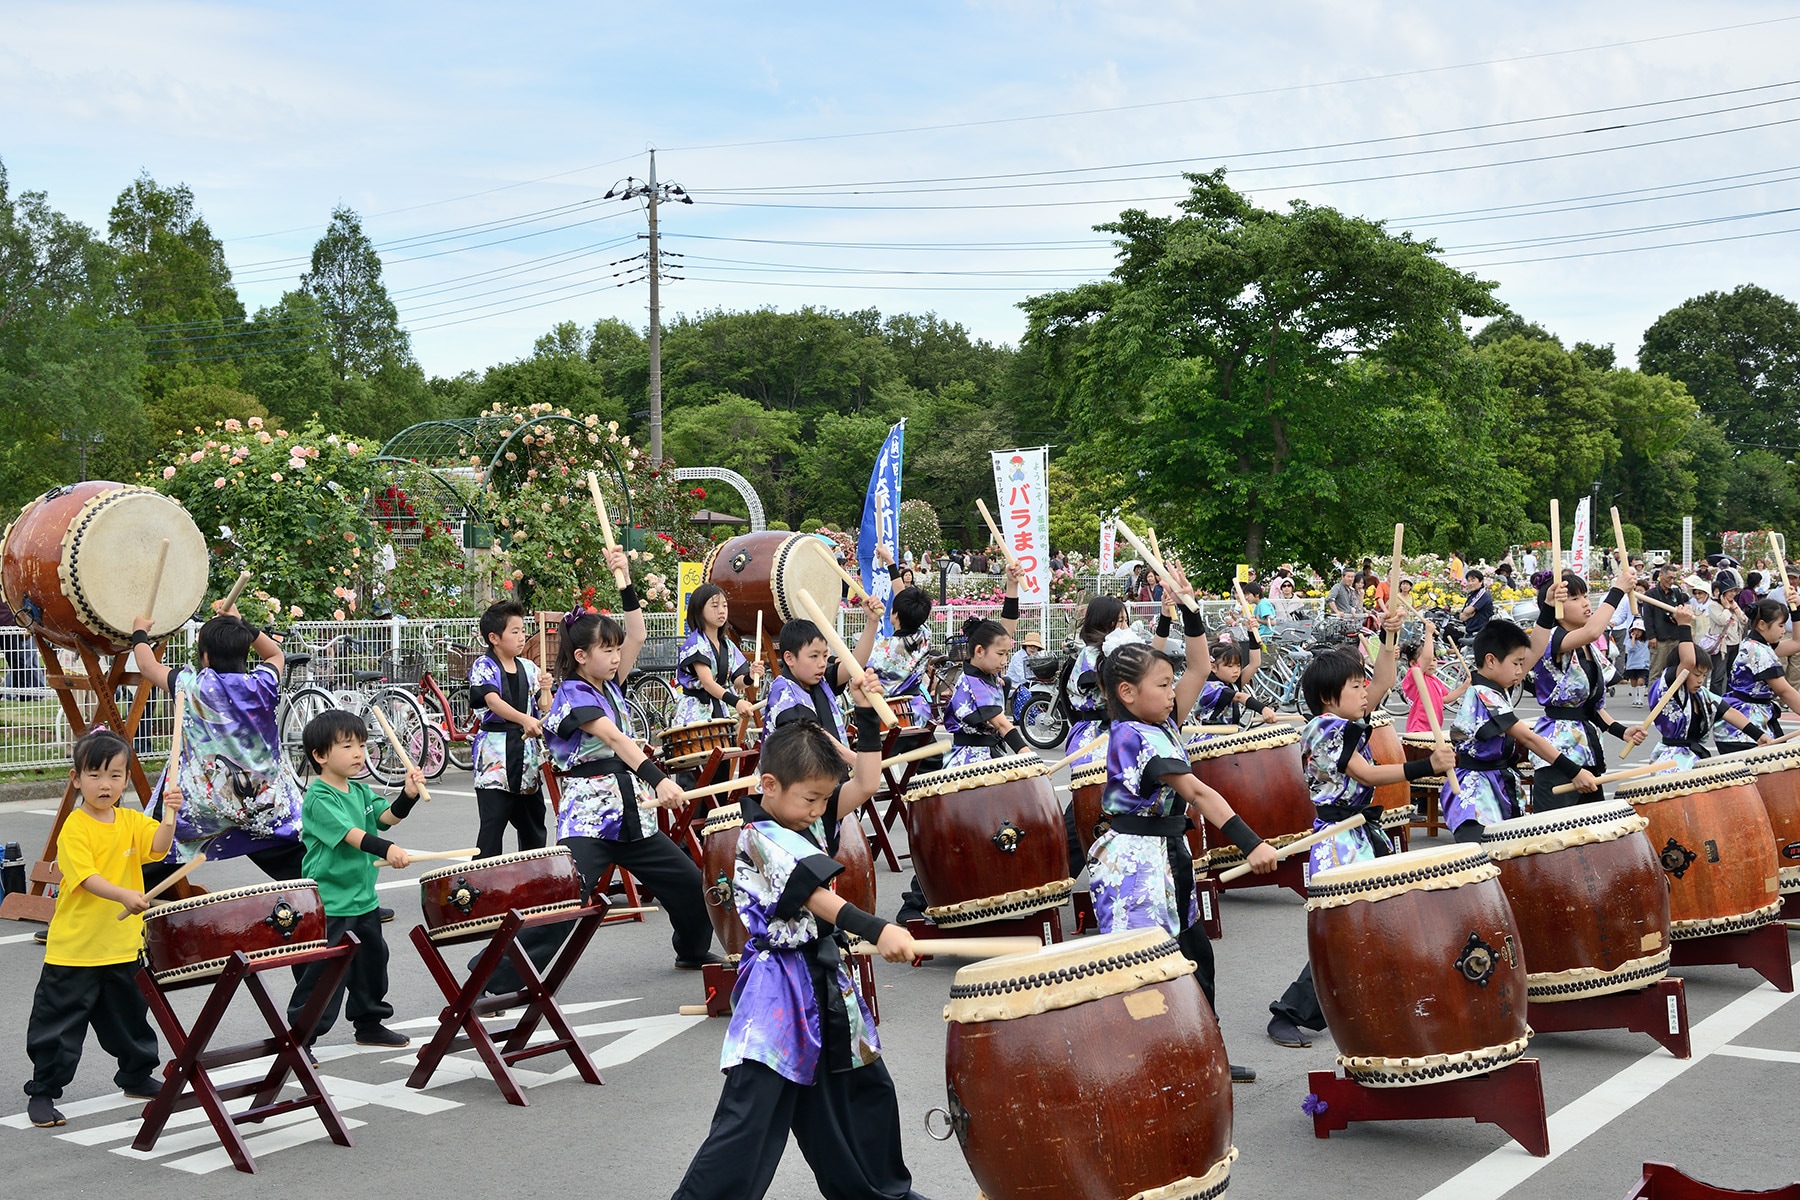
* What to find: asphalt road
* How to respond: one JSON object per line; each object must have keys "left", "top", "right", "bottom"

{"left": 1, "top": 691, "right": 1796, "bottom": 1198}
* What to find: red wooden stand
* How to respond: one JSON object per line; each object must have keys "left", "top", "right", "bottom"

{"left": 1624, "top": 1161, "right": 1800, "bottom": 1199}
{"left": 696, "top": 953, "right": 881, "bottom": 1025}
{"left": 133, "top": 937, "right": 360, "bottom": 1174}
{"left": 1528, "top": 978, "right": 1691, "bottom": 1058}
{"left": 905, "top": 907, "right": 1064, "bottom": 956}
{"left": 1781, "top": 892, "right": 1799, "bottom": 922}
{"left": 406, "top": 902, "right": 609, "bottom": 1105}
{"left": 1669, "top": 923, "right": 1795, "bottom": 992}
{"left": 1212, "top": 855, "right": 1308, "bottom": 901}
{"left": 1307, "top": 1058, "right": 1549, "bottom": 1157}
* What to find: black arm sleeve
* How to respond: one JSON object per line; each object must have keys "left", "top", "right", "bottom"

{"left": 773, "top": 853, "right": 846, "bottom": 922}
{"left": 388, "top": 790, "right": 419, "bottom": 820}
{"left": 1001, "top": 596, "right": 1020, "bottom": 620}
{"left": 618, "top": 585, "right": 640, "bottom": 612}
{"left": 557, "top": 705, "right": 606, "bottom": 739}
{"left": 1002, "top": 727, "right": 1028, "bottom": 753}
{"left": 832, "top": 903, "right": 892, "bottom": 944}
{"left": 1181, "top": 605, "right": 1206, "bottom": 638}
{"left": 853, "top": 709, "right": 883, "bottom": 753}
{"left": 360, "top": 834, "right": 395, "bottom": 859}
{"left": 1403, "top": 758, "right": 1436, "bottom": 782}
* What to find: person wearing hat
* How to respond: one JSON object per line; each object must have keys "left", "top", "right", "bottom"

{"left": 1685, "top": 575, "right": 1734, "bottom": 694}
{"left": 1006, "top": 630, "right": 1044, "bottom": 721}
{"left": 1643, "top": 563, "right": 1690, "bottom": 681}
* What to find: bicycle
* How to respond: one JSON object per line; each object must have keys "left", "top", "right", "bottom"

{"left": 276, "top": 634, "right": 441, "bottom": 786}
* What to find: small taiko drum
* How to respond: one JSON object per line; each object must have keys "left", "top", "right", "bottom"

{"left": 1307, "top": 843, "right": 1530, "bottom": 1086}
{"left": 902, "top": 756, "right": 1074, "bottom": 927}
{"left": 1068, "top": 758, "right": 1109, "bottom": 856}
{"left": 1366, "top": 710, "right": 1411, "bottom": 814}
{"left": 661, "top": 718, "right": 739, "bottom": 768}
{"left": 1185, "top": 725, "right": 1313, "bottom": 865}
{"left": 1482, "top": 799, "right": 1671, "bottom": 1001}
{"left": 1, "top": 482, "right": 209, "bottom": 651}
{"left": 702, "top": 803, "right": 878, "bottom": 958}
{"left": 142, "top": 879, "right": 327, "bottom": 985}
{"left": 940, "top": 928, "right": 1237, "bottom": 1200}
{"left": 702, "top": 530, "right": 841, "bottom": 638}
{"left": 1615, "top": 762, "right": 1782, "bottom": 939}
{"left": 418, "top": 847, "right": 583, "bottom": 941}
{"left": 1720, "top": 742, "right": 1800, "bottom": 900}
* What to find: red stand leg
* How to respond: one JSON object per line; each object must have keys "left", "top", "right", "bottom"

{"left": 406, "top": 903, "right": 609, "bottom": 1105}
{"left": 1781, "top": 893, "right": 1799, "bottom": 922}
{"left": 1213, "top": 855, "right": 1307, "bottom": 901}
{"left": 1626, "top": 1161, "right": 1800, "bottom": 1199}
{"left": 905, "top": 908, "right": 1062, "bottom": 959}
{"left": 1071, "top": 891, "right": 1095, "bottom": 936}
{"left": 1196, "top": 877, "right": 1224, "bottom": 940}
{"left": 859, "top": 798, "right": 903, "bottom": 874}
{"left": 133, "top": 938, "right": 360, "bottom": 1174}
{"left": 1306, "top": 1059, "right": 1549, "bottom": 1157}
{"left": 1669, "top": 923, "right": 1795, "bottom": 993}
{"left": 591, "top": 863, "right": 646, "bottom": 924}
{"left": 1528, "top": 978, "right": 1691, "bottom": 1058}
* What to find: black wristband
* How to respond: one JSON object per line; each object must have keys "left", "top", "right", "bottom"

{"left": 360, "top": 834, "right": 394, "bottom": 859}
{"left": 1603, "top": 587, "right": 1625, "bottom": 612}
{"left": 1606, "top": 720, "right": 1629, "bottom": 739}
{"left": 886, "top": 564, "right": 901, "bottom": 581}
{"left": 1537, "top": 602, "right": 1558, "bottom": 629}
{"left": 1181, "top": 605, "right": 1206, "bottom": 638}
{"left": 634, "top": 759, "right": 668, "bottom": 788}
{"left": 1245, "top": 630, "right": 1262, "bottom": 650}
{"left": 1745, "top": 723, "right": 1769, "bottom": 740}
{"left": 1155, "top": 613, "right": 1172, "bottom": 639}
{"left": 1002, "top": 727, "right": 1028, "bottom": 753}
{"left": 853, "top": 709, "right": 884, "bottom": 753}
{"left": 389, "top": 791, "right": 419, "bottom": 820}
{"left": 619, "top": 585, "right": 640, "bottom": 612}
{"left": 1001, "top": 596, "right": 1020, "bottom": 620}
{"left": 129, "top": 630, "right": 152, "bottom": 647}
{"left": 721, "top": 690, "right": 741, "bottom": 709}
{"left": 1672, "top": 625, "right": 1692, "bottom": 643}
{"left": 1551, "top": 754, "right": 1582, "bottom": 777}
{"left": 1220, "top": 815, "right": 1264, "bottom": 855}
{"left": 833, "top": 903, "right": 892, "bottom": 944}
{"left": 1403, "top": 757, "right": 1436, "bottom": 782}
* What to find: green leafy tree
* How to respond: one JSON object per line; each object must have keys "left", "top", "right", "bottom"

{"left": 302, "top": 206, "right": 410, "bottom": 378}
{"left": 1640, "top": 284, "right": 1800, "bottom": 452}
{"left": 662, "top": 394, "right": 803, "bottom": 518}
{"left": 235, "top": 290, "right": 337, "bottom": 426}
{"left": 1479, "top": 335, "right": 1619, "bottom": 517}
{"left": 145, "top": 383, "right": 268, "bottom": 446}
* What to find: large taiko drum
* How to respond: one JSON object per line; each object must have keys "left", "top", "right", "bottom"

{"left": 1307, "top": 843, "right": 1530, "bottom": 1086}
{"left": 902, "top": 756, "right": 1074, "bottom": 927}
{"left": 702, "top": 531, "right": 842, "bottom": 639}
{"left": 418, "top": 847, "right": 584, "bottom": 941}
{"left": 1482, "top": 799, "right": 1671, "bottom": 1001}
{"left": 1720, "top": 742, "right": 1800, "bottom": 900}
{"left": 1, "top": 482, "right": 209, "bottom": 651}
{"left": 661, "top": 719, "right": 739, "bottom": 769}
{"left": 1614, "top": 762, "right": 1782, "bottom": 939}
{"left": 142, "top": 879, "right": 327, "bottom": 985}
{"left": 1185, "top": 725, "right": 1313, "bottom": 865}
{"left": 702, "top": 802, "right": 879, "bottom": 958}
{"left": 1068, "top": 758, "right": 1108, "bottom": 856}
{"left": 1366, "top": 710, "right": 1411, "bottom": 814}
{"left": 941, "top": 929, "right": 1236, "bottom": 1200}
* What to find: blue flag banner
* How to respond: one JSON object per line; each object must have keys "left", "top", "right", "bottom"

{"left": 858, "top": 420, "right": 905, "bottom": 636}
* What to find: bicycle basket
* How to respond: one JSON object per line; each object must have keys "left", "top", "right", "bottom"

{"left": 446, "top": 643, "right": 481, "bottom": 680}
{"left": 945, "top": 634, "right": 971, "bottom": 664}
{"left": 1027, "top": 652, "right": 1065, "bottom": 681}
{"left": 636, "top": 636, "right": 681, "bottom": 675}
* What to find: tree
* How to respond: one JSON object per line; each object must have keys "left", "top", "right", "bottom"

{"left": 1640, "top": 284, "right": 1800, "bottom": 452}
{"left": 1022, "top": 169, "right": 1502, "bottom": 568}
{"left": 145, "top": 383, "right": 267, "bottom": 446}
{"left": 662, "top": 394, "right": 802, "bottom": 518}
{"left": 235, "top": 290, "right": 337, "bottom": 427}
{"left": 476, "top": 321, "right": 624, "bottom": 425}
{"left": 1479, "top": 335, "right": 1619, "bottom": 517}
{"left": 302, "top": 206, "right": 411, "bottom": 379}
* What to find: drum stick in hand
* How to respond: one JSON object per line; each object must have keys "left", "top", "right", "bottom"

{"left": 1387, "top": 524, "right": 1405, "bottom": 645}
{"left": 377, "top": 847, "right": 480, "bottom": 866}
{"left": 139, "top": 538, "right": 172, "bottom": 625}
{"left": 1619, "top": 668, "right": 1688, "bottom": 760}
{"left": 586, "top": 471, "right": 632, "bottom": 589}
{"left": 1773, "top": 531, "right": 1793, "bottom": 609}
{"left": 1217, "top": 815, "right": 1366, "bottom": 882}
{"left": 368, "top": 704, "right": 432, "bottom": 802}
{"left": 1040, "top": 732, "right": 1109, "bottom": 775}
{"left": 793, "top": 589, "right": 900, "bottom": 727}
{"left": 220, "top": 569, "right": 252, "bottom": 611}
{"left": 1111, "top": 518, "right": 1200, "bottom": 612}
{"left": 879, "top": 739, "right": 952, "bottom": 770}
{"left": 1551, "top": 763, "right": 1666, "bottom": 794}
{"left": 851, "top": 936, "right": 1040, "bottom": 959}
{"left": 1610, "top": 507, "right": 1636, "bottom": 617}
{"left": 1550, "top": 500, "right": 1563, "bottom": 620}
{"left": 1630, "top": 590, "right": 1682, "bottom": 615}
{"left": 811, "top": 541, "right": 868, "bottom": 601}
{"left": 124, "top": 851, "right": 207, "bottom": 917}
{"left": 536, "top": 611, "right": 554, "bottom": 710}
{"left": 1411, "top": 667, "right": 1459, "bottom": 796}
{"left": 679, "top": 773, "right": 763, "bottom": 803}
{"left": 975, "top": 498, "right": 1017, "bottom": 570}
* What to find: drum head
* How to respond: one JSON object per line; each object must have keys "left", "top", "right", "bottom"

{"left": 945, "top": 927, "right": 1193, "bottom": 1023}
{"left": 65, "top": 489, "right": 208, "bottom": 640}
{"left": 1615, "top": 762, "right": 1755, "bottom": 805}
{"left": 771, "top": 535, "right": 844, "bottom": 625}
{"left": 1308, "top": 841, "right": 1491, "bottom": 897}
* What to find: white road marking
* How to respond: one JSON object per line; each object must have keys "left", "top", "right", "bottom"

{"left": 24, "top": 808, "right": 59, "bottom": 816}
{"left": 1416, "top": 953, "right": 1800, "bottom": 1200}
{"left": 163, "top": 1112, "right": 369, "bottom": 1174}
{"left": 0, "top": 932, "right": 44, "bottom": 947}
{"left": 1716, "top": 1044, "right": 1800, "bottom": 1065}
{"left": 388, "top": 997, "right": 636, "bottom": 1031}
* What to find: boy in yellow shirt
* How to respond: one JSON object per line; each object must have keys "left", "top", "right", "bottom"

{"left": 22, "top": 729, "right": 179, "bottom": 1128}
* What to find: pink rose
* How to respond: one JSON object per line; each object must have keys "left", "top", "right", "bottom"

{"left": 213, "top": 477, "right": 227, "bottom": 489}
{"left": 161, "top": 466, "right": 177, "bottom": 480}
{"left": 333, "top": 609, "right": 346, "bottom": 621}
{"left": 189, "top": 450, "right": 204, "bottom": 463}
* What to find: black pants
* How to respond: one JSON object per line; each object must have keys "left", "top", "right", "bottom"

{"left": 1061, "top": 802, "right": 1086, "bottom": 880}
{"left": 1271, "top": 962, "right": 1327, "bottom": 1031}
{"left": 1532, "top": 757, "right": 1600, "bottom": 814}
{"left": 671, "top": 1059, "right": 926, "bottom": 1200}
{"left": 1178, "top": 922, "right": 1216, "bottom": 1009}
{"left": 287, "top": 910, "right": 390, "bottom": 1041}
{"left": 141, "top": 840, "right": 306, "bottom": 894}
{"left": 475, "top": 787, "right": 547, "bottom": 859}
{"left": 25, "top": 962, "right": 160, "bottom": 1099}
{"left": 483, "top": 831, "right": 715, "bottom": 992}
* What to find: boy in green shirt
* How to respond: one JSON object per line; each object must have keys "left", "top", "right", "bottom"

{"left": 286, "top": 710, "right": 423, "bottom": 1051}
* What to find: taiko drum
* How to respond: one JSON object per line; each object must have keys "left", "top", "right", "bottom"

{"left": 418, "top": 847, "right": 583, "bottom": 941}
{"left": 1366, "top": 710, "right": 1411, "bottom": 814}
{"left": 701, "top": 803, "right": 878, "bottom": 958}
{"left": 1719, "top": 742, "right": 1800, "bottom": 900}
{"left": 702, "top": 531, "right": 842, "bottom": 639}
{"left": 1185, "top": 725, "right": 1313, "bottom": 864}
{"left": 142, "top": 880, "right": 327, "bottom": 985}
{"left": 1068, "top": 758, "right": 1109, "bottom": 857}
{"left": 1615, "top": 762, "right": 1782, "bottom": 938}
{"left": 902, "top": 758, "right": 1072, "bottom": 927}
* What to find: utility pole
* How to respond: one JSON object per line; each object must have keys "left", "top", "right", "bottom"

{"left": 606, "top": 150, "right": 691, "bottom": 465}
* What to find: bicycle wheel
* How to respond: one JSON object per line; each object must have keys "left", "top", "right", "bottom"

{"left": 627, "top": 672, "right": 679, "bottom": 731}
{"left": 1018, "top": 694, "right": 1068, "bottom": 750}
{"left": 415, "top": 721, "right": 449, "bottom": 780}
{"left": 278, "top": 687, "right": 337, "bottom": 776}
{"left": 422, "top": 687, "right": 476, "bottom": 773}
{"left": 360, "top": 687, "right": 432, "bottom": 787}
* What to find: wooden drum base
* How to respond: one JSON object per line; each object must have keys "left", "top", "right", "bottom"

{"left": 1527, "top": 978, "right": 1691, "bottom": 1059}
{"left": 1669, "top": 923, "right": 1795, "bottom": 993}
{"left": 1625, "top": 1161, "right": 1800, "bottom": 1199}
{"left": 1307, "top": 1058, "right": 1549, "bottom": 1157}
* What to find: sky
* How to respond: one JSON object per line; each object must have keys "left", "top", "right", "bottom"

{"left": 4, "top": 1, "right": 1800, "bottom": 376}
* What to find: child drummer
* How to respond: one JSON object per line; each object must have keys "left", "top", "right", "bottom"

{"left": 1267, "top": 611, "right": 1454, "bottom": 1050}
{"left": 468, "top": 599, "right": 548, "bottom": 859}
{"left": 864, "top": 545, "right": 937, "bottom": 728}
{"left": 670, "top": 694, "right": 925, "bottom": 1200}
{"left": 1647, "top": 640, "right": 1770, "bottom": 769}
{"left": 942, "top": 563, "right": 1027, "bottom": 766}
{"left": 672, "top": 584, "right": 761, "bottom": 727}
{"left": 1528, "top": 564, "right": 1645, "bottom": 810}
{"left": 762, "top": 591, "right": 887, "bottom": 746}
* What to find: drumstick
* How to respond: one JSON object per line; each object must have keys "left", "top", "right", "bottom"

{"left": 1232, "top": 577, "right": 1253, "bottom": 617}
{"left": 851, "top": 936, "right": 1041, "bottom": 959}
{"left": 139, "top": 538, "right": 172, "bottom": 624}
{"left": 367, "top": 703, "right": 432, "bottom": 802}
{"left": 679, "top": 773, "right": 763, "bottom": 802}
{"left": 1216, "top": 814, "right": 1365, "bottom": 882}
{"left": 1145, "top": 525, "right": 1163, "bottom": 569}
{"left": 1387, "top": 524, "right": 1405, "bottom": 645}
{"left": 793, "top": 588, "right": 900, "bottom": 727}
{"left": 1410, "top": 666, "right": 1459, "bottom": 796}
{"left": 376, "top": 847, "right": 480, "bottom": 866}
{"left": 1610, "top": 507, "right": 1636, "bottom": 617}
{"left": 1619, "top": 668, "right": 1689, "bottom": 761}
{"left": 123, "top": 851, "right": 207, "bottom": 918}
{"left": 1551, "top": 763, "right": 1667, "bottom": 795}
{"left": 1111, "top": 518, "right": 1200, "bottom": 612}
{"left": 220, "top": 569, "right": 252, "bottom": 611}
{"left": 880, "top": 739, "right": 951, "bottom": 769}
{"left": 1185, "top": 724, "right": 1243, "bottom": 735}
{"left": 810, "top": 539, "right": 869, "bottom": 602}
{"left": 1550, "top": 500, "right": 1563, "bottom": 620}
{"left": 975, "top": 498, "right": 1017, "bottom": 570}
{"left": 537, "top": 611, "right": 553, "bottom": 709}
{"left": 1039, "top": 732, "right": 1109, "bottom": 775}
{"left": 753, "top": 609, "right": 763, "bottom": 669}
{"left": 585, "top": 471, "right": 632, "bottom": 589}
{"left": 1774, "top": 532, "right": 1794, "bottom": 610}
{"left": 1630, "top": 590, "right": 1683, "bottom": 615}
